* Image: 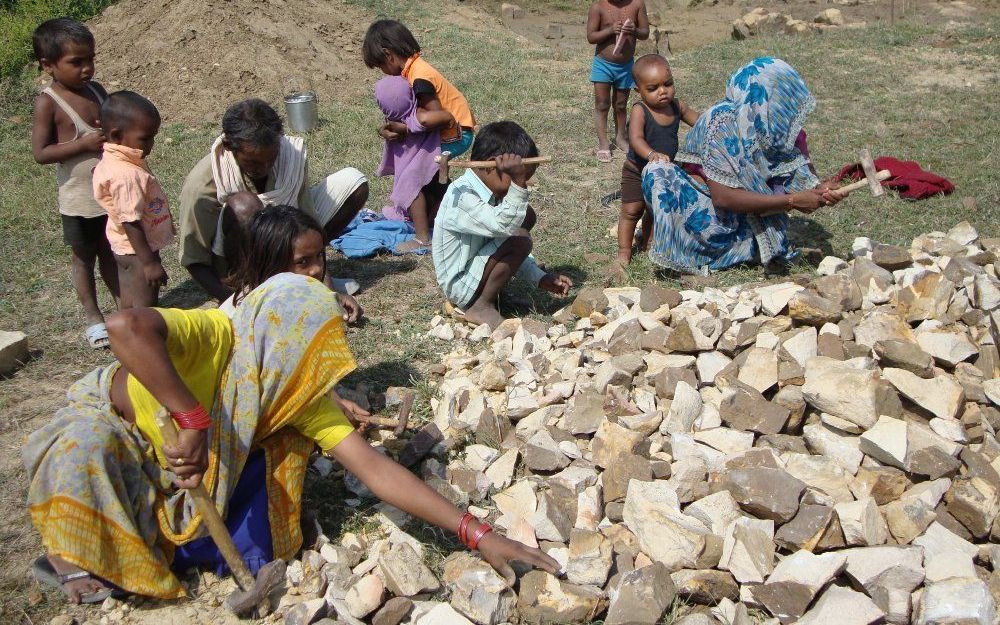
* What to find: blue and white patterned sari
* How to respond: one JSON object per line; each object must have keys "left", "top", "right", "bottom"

{"left": 644, "top": 57, "right": 820, "bottom": 274}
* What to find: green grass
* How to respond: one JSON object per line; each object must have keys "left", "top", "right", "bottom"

{"left": 0, "top": 0, "right": 997, "bottom": 622}
{"left": 0, "top": 0, "right": 117, "bottom": 78}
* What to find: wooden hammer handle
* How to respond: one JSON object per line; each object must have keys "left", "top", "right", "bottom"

{"left": 837, "top": 169, "right": 890, "bottom": 194}
{"left": 435, "top": 156, "right": 552, "bottom": 169}
{"left": 155, "top": 410, "right": 256, "bottom": 592}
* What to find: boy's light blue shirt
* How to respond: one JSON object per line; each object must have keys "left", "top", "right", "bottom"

{"left": 432, "top": 169, "right": 546, "bottom": 308}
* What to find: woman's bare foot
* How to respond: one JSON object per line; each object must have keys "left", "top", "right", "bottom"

{"left": 48, "top": 555, "right": 108, "bottom": 604}
{"left": 463, "top": 301, "right": 504, "bottom": 330}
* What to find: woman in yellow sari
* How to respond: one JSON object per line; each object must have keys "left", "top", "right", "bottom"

{"left": 24, "top": 272, "right": 558, "bottom": 603}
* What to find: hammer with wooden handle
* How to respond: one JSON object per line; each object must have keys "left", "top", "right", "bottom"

{"left": 433, "top": 155, "right": 552, "bottom": 180}
{"left": 155, "top": 409, "right": 285, "bottom": 617}
{"left": 835, "top": 168, "right": 891, "bottom": 194}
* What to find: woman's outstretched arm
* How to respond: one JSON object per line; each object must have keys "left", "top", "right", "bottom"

{"left": 707, "top": 180, "right": 838, "bottom": 215}
{"left": 331, "top": 431, "right": 561, "bottom": 584}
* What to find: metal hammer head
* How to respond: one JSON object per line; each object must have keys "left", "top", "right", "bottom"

{"left": 438, "top": 151, "right": 452, "bottom": 184}
{"left": 225, "top": 558, "right": 286, "bottom": 617}
{"left": 858, "top": 148, "right": 885, "bottom": 197}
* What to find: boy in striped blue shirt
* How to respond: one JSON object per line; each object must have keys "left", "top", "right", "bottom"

{"left": 431, "top": 122, "right": 572, "bottom": 329}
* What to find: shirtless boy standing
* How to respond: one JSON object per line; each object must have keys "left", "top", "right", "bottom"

{"left": 587, "top": 0, "right": 649, "bottom": 163}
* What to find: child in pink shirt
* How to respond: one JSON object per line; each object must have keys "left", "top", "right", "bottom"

{"left": 93, "top": 91, "right": 174, "bottom": 308}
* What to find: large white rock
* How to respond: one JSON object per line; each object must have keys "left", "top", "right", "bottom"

{"left": 915, "top": 330, "right": 979, "bottom": 367}
{"left": 802, "top": 357, "right": 900, "bottom": 429}
{"left": 797, "top": 586, "right": 885, "bottom": 625}
{"left": 378, "top": 542, "right": 440, "bottom": 597}
{"left": 882, "top": 367, "right": 964, "bottom": 420}
{"left": 817, "top": 256, "right": 848, "bottom": 276}
{"left": 783, "top": 453, "right": 855, "bottom": 504}
{"left": 835, "top": 497, "right": 889, "bottom": 546}
{"left": 803, "top": 423, "right": 864, "bottom": 474}
{"left": 442, "top": 553, "right": 516, "bottom": 625}
{"left": 912, "top": 522, "right": 978, "bottom": 583}
{"left": 660, "top": 381, "right": 703, "bottom": 434}
{"left": 757, "top": 283, "right": 805, "bottom": 316}
{"left": 844, "top": 546, "right": 924, "bottom": 625}
{"left": 780, "top": 327, "right": 818, "bottom": 369}
{"left": 0, "top": 330, "right": 28, "bottom": 375}
{"left": 766, "top": 549, "right": 847, "bottom": 594}
{"left": 415, "top": 602, "right": 475, "bottom": 625}
{"left": 575, "top": 484, "right": 603, "bottom": 531}
{"left": 564, "top": 529, "right": 613, "bottom": 587}
{"left": 623, "top": 480, "right": 709, "bottom": 572}
{"left": 854, "top": 311, "right": 915, "bottom": 348}
{"left": 344, "top": 573, "right": 385, "bottom": 619}
{"left": 719, "top": 517, "right": 775, "bottom": 583}
{"left": 696, "top": 351, "right": 732, "bottom": 386}
{"left": 484, "top": 449, "right": 519, "bottom": 489}
{"left": 684, "top": 490, "right": 743, "bottom": 535}
{"left": 915, "top": 577, "right": 997, "bottom": 625}
{"left": 738, "top": 347, "right": 779, "bottom": 393}
{"left": 983, "top": 378, "right": 1000, "bottom": 406}
{"left": 859, "top": 415, "right": 908, "bottom": 469}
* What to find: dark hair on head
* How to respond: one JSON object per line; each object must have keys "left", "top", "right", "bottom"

{"left": 100, "top": 91, "right": 160, "bottom": 132}
{"left": 227, "top": 205, "right": 325, "bottom": 304}
{"left": 32, "top": 18, "right": 94, "bottom": 67}
{"left": 362, "top": 20, "right": 421, "bottom": 69}
{"left": 470, "top": 121, "right": 539, "bottom": 162}
{"left": 632, "top": 54, "right": 671, "bottom": 80}
{"left": 222, "top": 99, "right": 283, "bottom": 152}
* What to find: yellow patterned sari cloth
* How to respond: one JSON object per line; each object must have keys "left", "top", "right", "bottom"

{"left": 23, "top": 274, "right": 355, "bottom": 598}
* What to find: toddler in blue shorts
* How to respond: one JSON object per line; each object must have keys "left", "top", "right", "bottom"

{"left": 586, "top": 0, "right": 650, "bottom": 162}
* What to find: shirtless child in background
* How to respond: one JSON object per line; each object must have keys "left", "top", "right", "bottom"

{"left": 587, "top": 0, "right": 649, "bottom": 163}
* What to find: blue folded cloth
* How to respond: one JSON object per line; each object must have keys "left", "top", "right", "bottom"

{"left": 330, "top": 210, "right": 428, "bottom": 258}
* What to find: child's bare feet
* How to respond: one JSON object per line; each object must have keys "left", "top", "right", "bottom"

{"left": 463, "top": 300, "right": 504, "bottom": 330}
{"left": 614, "top": 134, "right": 630, "bottom": 153}
{"left": 46, "top": 555, "right": 109, "bottom": 604}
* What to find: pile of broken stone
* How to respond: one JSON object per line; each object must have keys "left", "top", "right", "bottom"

{"left": 275, "top": 222, "right": 999, "bottom": 625}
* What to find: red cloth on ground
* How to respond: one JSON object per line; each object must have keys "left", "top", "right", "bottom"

{"left": 837, "top": 156, "right": 955, "bottom": 200}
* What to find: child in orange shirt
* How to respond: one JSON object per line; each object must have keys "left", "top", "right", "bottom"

{"left": 362, "top": 19, "right": 476, "bottom": 158}
{"left": 93, "top": 91, "right": 175, "bottom": 308}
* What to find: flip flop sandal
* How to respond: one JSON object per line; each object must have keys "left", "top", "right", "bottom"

{"left": 596, "top": 149, "right": 613, "bottom": 164}
{"left": 84, "top": 323, "right": 110, "bottom": 349}
{"left": 32, "top": 556, "right": 125, "bottom": 604}
{"left": 600, "top": 190, "right": 622, "bottom": 210}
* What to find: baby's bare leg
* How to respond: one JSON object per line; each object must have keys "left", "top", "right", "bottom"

{"left": 115, "top": 253, "right": 158, "bottom": 309}
{"left": 616, "top": 200, "right": 646, "bottom": 265}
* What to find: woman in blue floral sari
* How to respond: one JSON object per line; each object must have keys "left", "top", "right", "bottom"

{"left": 644, "top": 57, "right": 844, "bottom": 274}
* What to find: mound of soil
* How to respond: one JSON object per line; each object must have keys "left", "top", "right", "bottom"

{"left": 88, "top": 0, "right": 374, "bottom": 125}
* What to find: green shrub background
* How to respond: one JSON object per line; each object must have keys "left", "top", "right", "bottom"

{"left": 0, "top": 0, "right": 115, "bottom": 78}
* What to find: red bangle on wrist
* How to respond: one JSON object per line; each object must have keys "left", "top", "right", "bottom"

{"left": 458, "top": 512, "right": 474, "bottom": 547}
{"left": 468, "top": 522, "right": 493, "bottom": 550}
{"left": 171, "top": 404, "right": 211, "bottom": 430}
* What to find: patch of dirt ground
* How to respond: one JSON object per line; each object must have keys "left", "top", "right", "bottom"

{"left": 88, "top": 0, "right": 373, "bottom": 125}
